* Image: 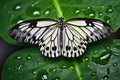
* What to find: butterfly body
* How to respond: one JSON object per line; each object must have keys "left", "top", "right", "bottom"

{"left": 9, "top": 17, "right": 112, "bottom": 58}
{"left": 58, "top": 17, "right": 64, "bottom": 50}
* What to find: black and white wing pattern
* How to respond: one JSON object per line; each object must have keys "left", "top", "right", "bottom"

{"left": 9, "top": 17, "right": 113, "bottom": 58}
{"left": 9, "top": 18, "right": 61, "bottom": 57}
{"left": 62, "top": 18, "right": 112, "bottom": 57}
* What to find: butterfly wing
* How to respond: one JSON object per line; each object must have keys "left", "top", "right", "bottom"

{"left": 9, "top": 18, "right": 61, "bottom": 57}
{"left": 62, "top": 18, "right": 112, "bottom": 57}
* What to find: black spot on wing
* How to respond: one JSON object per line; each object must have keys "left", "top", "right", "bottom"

{"left": 29, "top": 21, "right": 37, "bottom": 28}
{"left": 85, "top": 19, "right": 94, "bottom": 26}
{"left": 52, "top": 46, "right": 57, "bottom": 51}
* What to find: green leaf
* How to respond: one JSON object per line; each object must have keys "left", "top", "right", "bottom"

{"left": 0, "top": 0, "right": 120, "bottom": 44}
{"left": 2, "top": 40, "right": 120, "bottom": 80}
{"left": 1, "top": 0, "right": 120, "bottom": 80}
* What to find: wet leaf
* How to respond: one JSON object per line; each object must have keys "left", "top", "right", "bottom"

{"left": 2, "top": 40, "right": 120, "bottom": 80}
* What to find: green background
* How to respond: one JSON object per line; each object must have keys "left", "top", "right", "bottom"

{"left": 0, "top": 0, "right": 120, "bottom": 80}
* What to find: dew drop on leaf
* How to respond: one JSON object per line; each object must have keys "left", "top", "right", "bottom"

{"left": 26, "top": 6, "right": 41, "bottom": 17}
{"left": 93, "top": 50, "right": 99, "bottom": 55}
{"left": 89, "top": 12, "right": 95, "bottom": 18}
{"left": 52, "top": 76, "right": 60, "bottom": 80}
{"left": 68, "top": 66, "right": 75, "bottom": 71}
{"left": 8, "top": 67, "right": 11, "bottom": 71}
{"left": 49, "top": 67, "right": 57, "bottom": 72}
{"left": 83, "top": 57, "right": 89, "bottom": 62}
{"left": 75, "top": 9, "right": 80, "bottom": 14}
{"left": 103, "top": 16, "right": 111, "bottom": 24}
{"left": 17, "top": 56, "right": 21, "bottom": 59}
{"left": 18, "top": 64, "right": 22, "bottom": 70}
{"left": 36, "top": 69, "right": 48, "bottom": 80}
{"left": 33, "top": 11, "right": 40, "bottom": 16}
{"left": 113, "top": 62, "right": 118, "bottom": 67}
{"left": 106, "top": 5, "right": 113, "bottom": 13}
{"left": 32, "top": 70, "right": 37, "bottom": 75}
{"left": 17, "top": 20, "right": 23, "bottom": 23}
{"left": 91, "top": 72, "right": 96, "bottom": 76}
{"left": 83, "top": 6, "right": 96, "bottom": 18}
{"left": 13, "top": 4, "right": 21, "bottom": 11}
{"left": 44, "top": 10, "right": 50, "bottom": 16}
{"left": 59, "top": 62, "right": 68, "bottom": 69}
{"left": 92, "top": 51, "right": 112, "bottom": 65}
{"left": 12, "top": 15, "right": 24, "bottom": 24}
{"left": 98, "top": 11, "right": 103, "bottom": 17}
{"left": 103, "top": 75, "right": 109, "bottom": 80}
{"left": 26, "top": 55, "right": 32, "bottom": 60}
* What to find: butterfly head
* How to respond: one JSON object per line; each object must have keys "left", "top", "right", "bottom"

{"left": 59, "top": 17, "right": 64, "bottom": 22}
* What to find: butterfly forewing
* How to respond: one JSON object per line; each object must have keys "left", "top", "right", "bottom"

{"left": 9, "top": 18, "right": 62, "bottom": 57}
{"left": 66, "top": 18, "right": 112, "bottom": 43}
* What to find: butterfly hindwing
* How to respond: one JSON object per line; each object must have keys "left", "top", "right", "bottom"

{"left": 62, "top": 24, "right": 88, "bottom": 57}
{"left": 39, "top": 24, "right": 61, "bottom": 57}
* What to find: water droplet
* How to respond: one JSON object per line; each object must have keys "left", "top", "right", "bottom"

{"left": 104, "top": 75, "right": 109, "bottom": 80}
{"left": 49, "top": 67, "right": 57, "bottom": 72}
{"left": 89, "top": 13, "right": 95, "bottom": 18}
{"left": 68, "top": 66, "right": 75, "bottom": 71}
{"left": 38, "top": 62, "right": 42, "bottom": 65}
{"left": 93, "top": 50, "right": 98, "bottom": 55}
{"left": 59, "top": 62, "right": 67, "bottom": 69}
{"left": 87, "top": 64, "right": 90, "bottom": 68}
{"left": 13, "top": 4, "right": 21, "bottom": 11}
{"left": 105, "top": 46, "right": 110, "bottom": 50}
{"left": 36, "top": 69, "right": 48, "bottom": 80}
{"left": 106, "top": 5, "right": 113, "bottom": 13}
{"left": 79, "top": 76, "right": 83, "bottom": 80}
{"left": 33, "top": 11, "right": 40, "bottom": 15}
{"left": 12, "top": 15, "right": 24, "bottom": 24}
{"left": 75, "top": 9, "right": 80, "bottom": 14}
{"left": 91, "top": 72, "right": 96, "bottom": 76}
{"left": 44, "top": 10, "right": 50, "bottom": 16}
{"left": 18, "top": 64, "right": 22, "bottom": 70}
{"left": 26, "top": 6, "right": 41, "bottom": 17}
{"left": 92, "top": 51, "right": 112, "bottom": 65}
{"left": 26, "top": 55, "right": 32, "bottom": 60}
{"left": 17, "top": 20, "right": 23, "bottom": 23}
{"left": 83, "top": 57, "right": 89, "bottom": 62}
{"left": 113, "top": 62, "right": 118, "bottom": 67}
{"left": 17, "top": 56, "right": 21, "bottom": 59}
{"left": 24, "top": 63, "right": 28, "bottom": 66}
{"left": 103, "top": 16, "right": 111, "bottom": 24}
{"left": 98, "top": 11, "right": 103, "bottom": 17}
{"left": 100, "top": 53, "right": 110, "bottom": 60}
{"left": 101, "top": 5, "right": 105, "bottom": 8}
{"left": 8, "top": 67, "right": 11, "bottom": 70}
{"left": 83, "top": 6, "right": 95, "bottom": 18}
{"left": 32, "top": 70, "right": 37, "bottom": 75}
{"left": 52, "top": 76, "right": 60, "bottom": 80}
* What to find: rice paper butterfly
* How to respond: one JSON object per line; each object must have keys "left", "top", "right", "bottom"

{"left": 9, "top": 17, "right": 112, "bottom": 58}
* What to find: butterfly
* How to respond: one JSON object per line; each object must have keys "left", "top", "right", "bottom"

{"left": 9, "top": 17, "right": 112, "bottom": 58}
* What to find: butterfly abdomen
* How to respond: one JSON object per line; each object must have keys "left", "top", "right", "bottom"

{"left": 60, "top": 22, "right": 63, "bottom": 50}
